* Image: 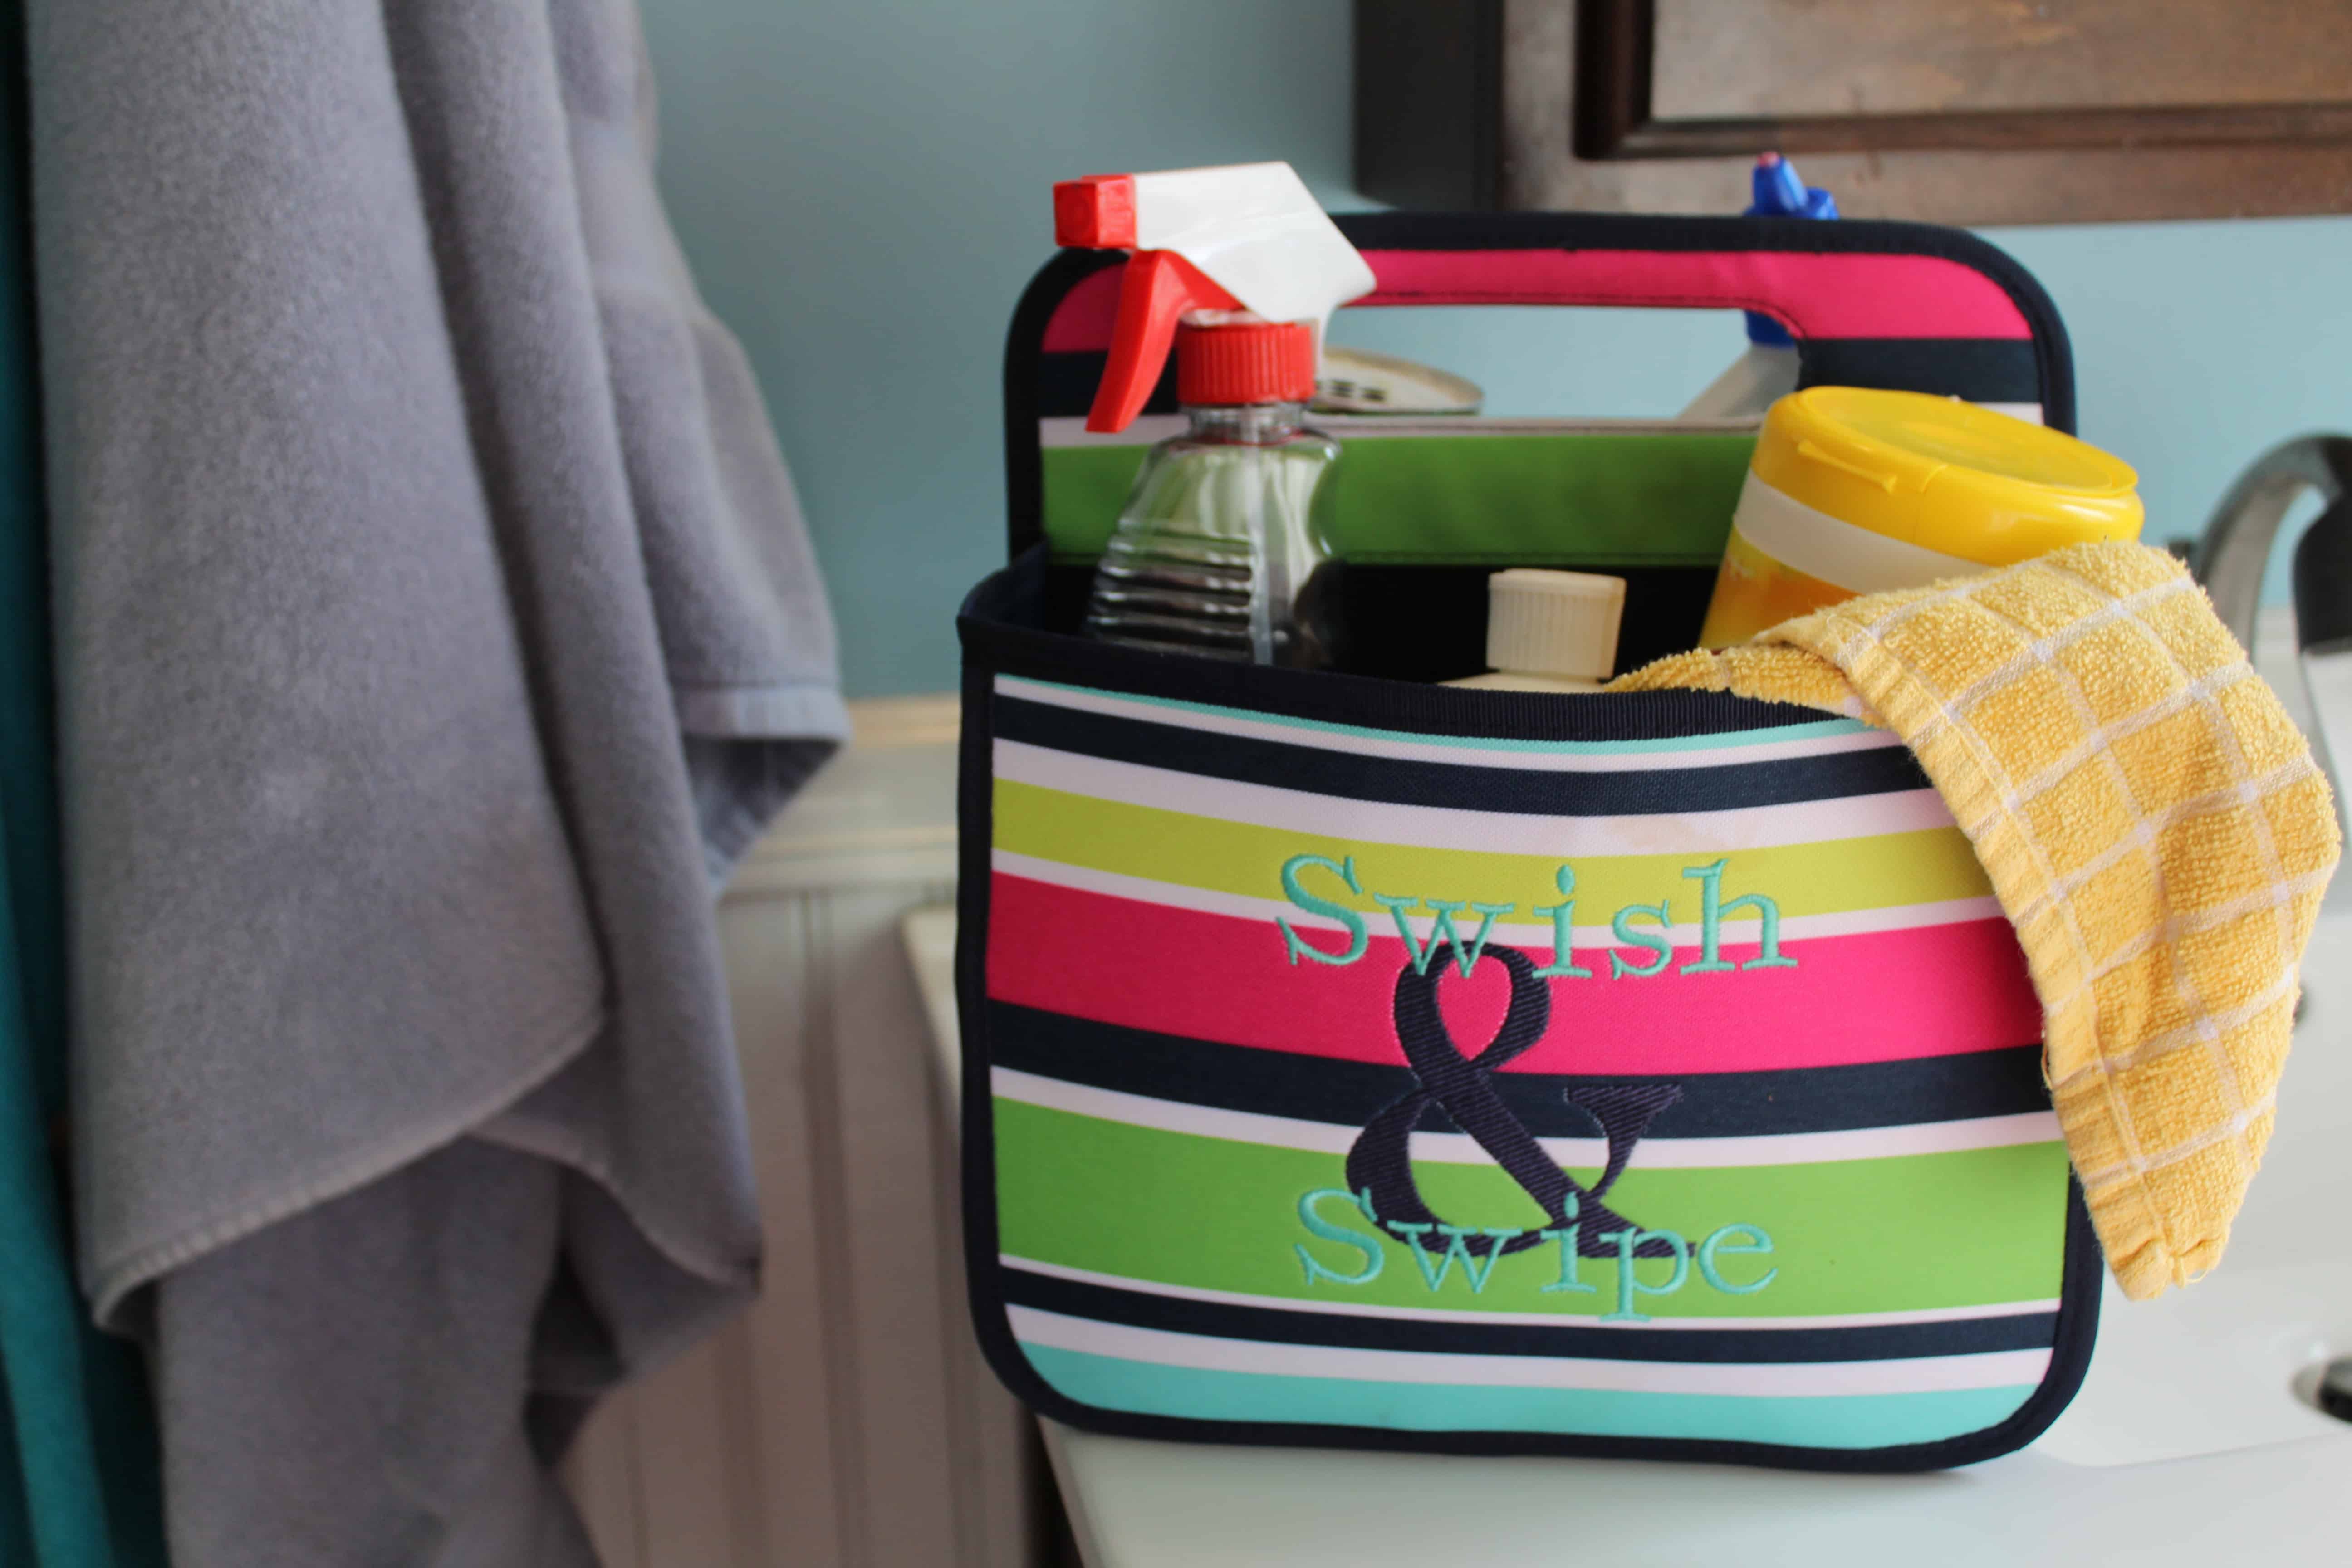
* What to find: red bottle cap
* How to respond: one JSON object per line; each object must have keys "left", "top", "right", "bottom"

{"left": 1176, "top": 319, "right": 1315, "bottom": 407}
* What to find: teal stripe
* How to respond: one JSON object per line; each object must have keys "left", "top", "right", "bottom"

{"left": 1001, "top": 676, "right": 1873, "bottom": 756}
{"left": 1020, "top": 1343, "right": 2037, "bottom": 1449}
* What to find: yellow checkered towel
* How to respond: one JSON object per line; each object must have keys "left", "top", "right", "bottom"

{"left": 1613, "top": 542, "right": 2339, "bottom": 1298}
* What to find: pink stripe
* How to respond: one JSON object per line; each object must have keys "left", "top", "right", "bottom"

{"left": 985, "top": 874, "right": 2040, "bottom": 1075}
{"left": 1037, "top": 248, "right": 2031, "bottom": 354}
{"left": 1357, "top": 251, "right": 2032, "bottom": 341}
{"left": 1040, "top": 265, "right": 1125, "bottom": 353}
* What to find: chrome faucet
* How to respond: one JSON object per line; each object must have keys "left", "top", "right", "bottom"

{"left": 2190, "top": 435, "right": 2352, "bottom": 849}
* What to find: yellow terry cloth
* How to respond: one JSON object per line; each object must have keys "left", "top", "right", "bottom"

{"left": 1614, "top": 542, "right": 2339, "bottom": 1298}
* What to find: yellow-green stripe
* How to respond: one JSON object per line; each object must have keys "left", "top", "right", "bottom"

{"left": 994, "top": 1099, "right": 2068, "bottom": 1321}
{"left": 994, "top": 780, "right": 1993, "bottom": 920}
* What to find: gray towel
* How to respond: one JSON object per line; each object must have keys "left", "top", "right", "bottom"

{"left": 29, "top": 0, "right": 845, "bottom": 1560}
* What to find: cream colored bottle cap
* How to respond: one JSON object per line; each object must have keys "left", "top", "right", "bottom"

{"left": 1485, "top": 569, "right": 1626, "bottom": 681}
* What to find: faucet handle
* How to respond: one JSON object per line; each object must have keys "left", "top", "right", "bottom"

{"left": 2291, "top": 499, "right": 2352, "bottom": 862}
{"left": 2292, "top": 500, "right": 2352, "bottom": 652}
{"left": 2191, "top": 434, "right": 2352, "bottom": 650}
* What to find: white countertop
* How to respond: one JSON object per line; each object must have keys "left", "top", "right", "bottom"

{"left": 904, "top": 906, "right": 2352, "bottom": 1566}
{"left": 1039, "top": 1415, "right": 2342, "bottom": 1566}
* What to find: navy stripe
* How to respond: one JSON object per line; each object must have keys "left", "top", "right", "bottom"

{"left": 995, "top": 695, "right": 1932, "bottom": 816}
{"left": 1796, "top": 338, "right": 2042, "bottom": 406}
{"left": 967, "top": 563, "right": 1839, "bottom": 742}
{"left": 1003, "top": 1267, "right": 2059, "bottom": 1365}
{"left": 987, "top": 1002, "right": 2050, "bottom": 1138}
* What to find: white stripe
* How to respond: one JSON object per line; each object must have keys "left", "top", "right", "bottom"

{"left": 1008, "top": 1306, "right": 2053, "bottom": 1397}
{"left": 992, "top": 1067, "right": 2060, "bottom": 1169}
{"left": 1979, "top": 403, "right": 2044, "bottom": 426}
{"left": 1728, "top": 472, "right": 1984, "bottom": 596}
{"left": 1002, "top": 1255, "right": 2062, "bottom": 1334}
{"left": 991, "top": 848, "right": 2004, "bottom": 947}
{"left": 995, "top": 740, "right": 1956, "bottom": 857}
{"left": 995, "top": 674, "right": 1901, "bottom": 772}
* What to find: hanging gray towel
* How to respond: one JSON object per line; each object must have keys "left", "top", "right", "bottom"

{"left": 29, "top": 0, "right": 845, "bottom": 1560}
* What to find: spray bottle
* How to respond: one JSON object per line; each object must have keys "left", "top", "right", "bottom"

{"left": 1054, "top": 162, "right": 1376, "bottom": 666}
{"left": 1678, "top": 153, "right": 1838, "bottom": 420}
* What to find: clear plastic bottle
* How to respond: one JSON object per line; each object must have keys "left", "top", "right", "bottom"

{"left": 1084, "top": 319, "right": 1342, "bottom": 667}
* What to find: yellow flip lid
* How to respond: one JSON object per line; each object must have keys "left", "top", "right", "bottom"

{"left": 1750, "top": 387, "right": 2143, "bottom": 566}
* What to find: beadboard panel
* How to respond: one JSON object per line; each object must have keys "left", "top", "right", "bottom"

{"left": 565, "top": 697, "right": 1038, "bottom": 1566}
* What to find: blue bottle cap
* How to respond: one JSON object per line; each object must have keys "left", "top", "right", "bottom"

{"left": 1743, "top": 154, "right": 1837, "bottom": 345}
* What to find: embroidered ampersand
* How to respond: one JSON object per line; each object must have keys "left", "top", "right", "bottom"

{"left": 1344, "top": 943, "right": 1683, "bottom": 1257}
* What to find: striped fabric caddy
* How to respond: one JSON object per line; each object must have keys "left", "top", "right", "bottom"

{"left": 958, "top": 214, "right": 2101, "bottom": 1470}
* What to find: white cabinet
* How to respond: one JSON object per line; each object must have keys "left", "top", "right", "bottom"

{"left": 564, "top": 698, "right": 1039, "bottom": 1567}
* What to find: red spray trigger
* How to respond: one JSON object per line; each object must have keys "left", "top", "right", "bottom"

{"left": 1055, "top": 174, "right": 1137, "bottom": 248}
{"left": 1085, "top": 250, "right": 1239, "bottom": 433}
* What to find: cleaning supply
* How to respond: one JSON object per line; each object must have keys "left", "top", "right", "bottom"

{"left": 1614, "top": 541, "right": 2341, "bottom": 1299}
{"left": 1699, "top": 387, "right": 2145, "bottom": 647}
{"left": 1444, "top": 568, "right": 1625, "bottom": 691}
{"left": 1055, "top": 162, "right": 1376, "bottom": 665}
{"left": 1080, "top": 323, "right": 1343, "bottom": 665}
{"left": 1313, "top": 343, "right": 1481, "bottom": 415}
{"left": 1678, "top": 153, "right": 1837, "bottom": 420}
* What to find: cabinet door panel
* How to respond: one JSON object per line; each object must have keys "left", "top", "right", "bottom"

{"left": 1650, "top": 0, "right": 2352, "bottom": 119}
{"left": 1356, "top": 0, "right": 2352, "bottom": 224}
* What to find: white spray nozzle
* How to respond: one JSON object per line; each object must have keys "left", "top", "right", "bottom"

{"left": 1112, "top": 162, "right": 1374, "bottom": 341}
{"left": 1055, "top": 161, "right": 1375, "bottom": 431}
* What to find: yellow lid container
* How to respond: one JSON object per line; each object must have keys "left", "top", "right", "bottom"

{"left": 1699, "top": 387, "right": 2144, "bottom": 647}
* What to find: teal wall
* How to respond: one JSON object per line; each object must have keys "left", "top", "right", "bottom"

{"left": 642, "top": 2, "right": 2352, "bottom": 697}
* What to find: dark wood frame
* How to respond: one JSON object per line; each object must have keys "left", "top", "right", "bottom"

{"left": 1356, "top": 0, "right": 2352, "bottom": 224}
{"left": 1573, "top": 0, "right": 2352, "bottom": 161}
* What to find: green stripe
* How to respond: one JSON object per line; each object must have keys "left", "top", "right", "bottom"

{"left": 1019, "top": 1344, "right": 2038, "bottom": 1446}
{"left": 993, "top": 1100, "right": 2068, "bottom": 1320}
{"left": 1043, "top": 430, "right": 1755, "bottom": 566}
{"left": 994, "top": 781, "right": 1993, "bottom": 918}
{"left": 1004, "top": 676, "right": 1873, "bottom": 756}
